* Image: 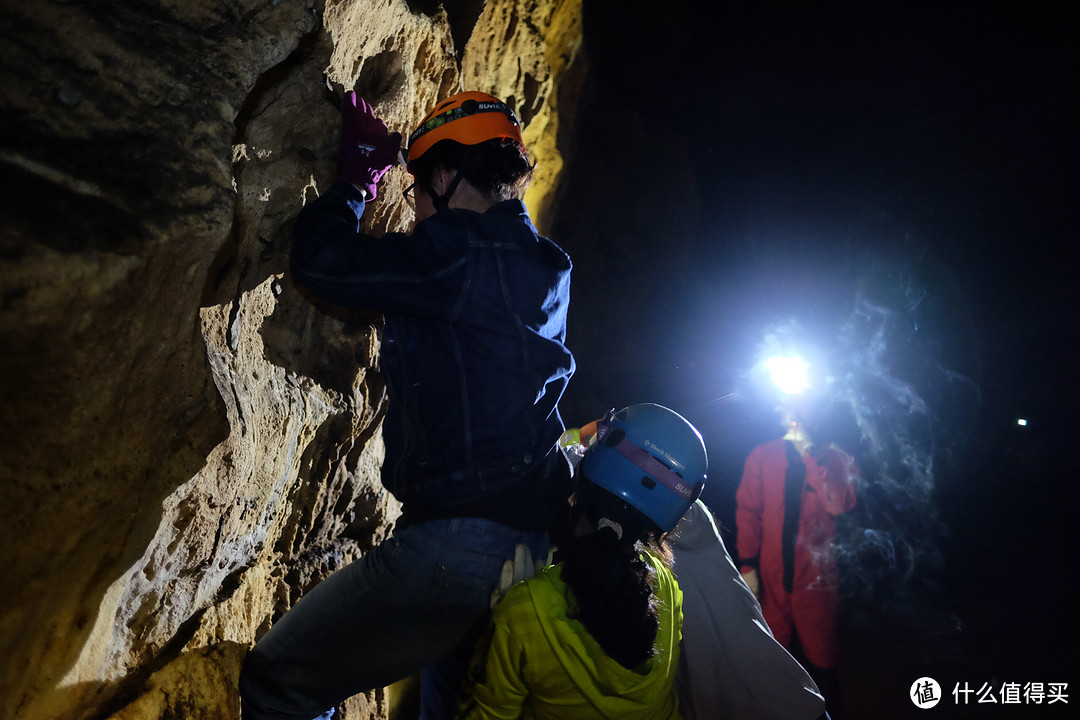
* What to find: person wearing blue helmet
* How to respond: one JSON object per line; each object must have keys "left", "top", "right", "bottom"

{"left": 459, "top": 403, "right": 706, "bottom": 720}
{"left": 579, "top": 403, "right": 708, "bottom": 533}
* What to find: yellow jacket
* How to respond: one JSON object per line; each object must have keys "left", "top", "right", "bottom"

{"left": 462, "top": 552, "right": 683, "bottom": 720}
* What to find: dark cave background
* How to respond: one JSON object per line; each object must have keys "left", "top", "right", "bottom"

{"left": 551, "top": 1, "right": 1078, "bottom": 716}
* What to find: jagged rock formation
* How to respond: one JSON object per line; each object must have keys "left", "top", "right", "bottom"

{"left": 0, "top": 1, "right": 583, "bottom": 718}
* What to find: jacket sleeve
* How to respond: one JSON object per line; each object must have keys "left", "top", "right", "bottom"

{"left": 289, "top": 182, "right": 468, "bottom": 317}
{"left": 735, "top": 447, "right": 765, "bottom": 568}
{"left": 461, "top": 615, "right": 529, "bottom": 720}
{"left": 805, "top": 446, "right": 858, "bottom": 516}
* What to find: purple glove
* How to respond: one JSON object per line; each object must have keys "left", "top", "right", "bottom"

{"left": 336, "top": 92, "right": 401, "bottom": 199}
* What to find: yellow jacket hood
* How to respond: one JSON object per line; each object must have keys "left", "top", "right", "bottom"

{"left": 463, "top": 551, "right": 683, "bottom": 720}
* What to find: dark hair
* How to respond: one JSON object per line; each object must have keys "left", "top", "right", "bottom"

{"left": 410, "top": 138, "right": 534, "bottom": 202}
{"left": 556, "top": 480, "right": 671, "bottom": 669}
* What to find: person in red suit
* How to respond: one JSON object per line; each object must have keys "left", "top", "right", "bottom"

{"left": 736, "top": 407, "right": 857, "bottom": 710}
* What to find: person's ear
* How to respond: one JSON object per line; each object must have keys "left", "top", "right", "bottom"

{"left": 429, "top": 165, "right": 453, "bottom": 195}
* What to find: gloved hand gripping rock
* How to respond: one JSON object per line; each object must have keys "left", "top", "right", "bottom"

{"left": 337, "top": 91, "right": 401, "bottom": 199}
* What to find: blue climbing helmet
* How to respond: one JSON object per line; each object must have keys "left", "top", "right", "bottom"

{"left": 579, "top": 403, "right": 707, "bottom": 533}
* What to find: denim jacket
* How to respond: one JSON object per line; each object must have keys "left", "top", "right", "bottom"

{"left": 291, "top": 183, "right": 575, "bottom": 529}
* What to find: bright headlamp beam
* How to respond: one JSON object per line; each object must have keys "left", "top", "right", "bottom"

{"left": 766, "top": 355, "right": 810, "bottom": 395}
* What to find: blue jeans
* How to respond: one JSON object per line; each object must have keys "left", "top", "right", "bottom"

{"left": 239, "top": 518, "right": 548, "bottom": 720}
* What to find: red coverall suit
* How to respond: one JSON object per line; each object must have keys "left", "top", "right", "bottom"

{"left": 736, "top": 438, "right": 857, "bottom": 669}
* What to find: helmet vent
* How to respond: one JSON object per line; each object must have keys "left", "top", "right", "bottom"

{"left": 641, "top": 476, "right": 656, "bottom": 490}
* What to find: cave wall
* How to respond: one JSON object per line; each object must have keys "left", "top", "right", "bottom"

{"left": 0, "top": 1, "right": 582, "bottom": 718}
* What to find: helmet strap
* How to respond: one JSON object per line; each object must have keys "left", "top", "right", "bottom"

{"left": 595, "top": 418, "right": 696, "bottom": 501}
{"left": 431, "top": 171, "right": 465, "bottom": 211}
{"left": 597, "top": 517, "right": 624, "bottom": 540}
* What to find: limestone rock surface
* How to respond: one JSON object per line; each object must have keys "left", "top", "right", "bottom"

{"left": 0, "top": 1, "right": 582, "bottom": 718}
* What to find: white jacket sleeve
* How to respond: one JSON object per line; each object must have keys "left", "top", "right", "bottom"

{"left": 671, "top": 500, "right": 826, "bottom": 720}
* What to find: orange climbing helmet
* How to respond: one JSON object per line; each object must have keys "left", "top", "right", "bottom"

{"left": 406, "top": 91, "right": 524, "bottom": 172}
